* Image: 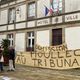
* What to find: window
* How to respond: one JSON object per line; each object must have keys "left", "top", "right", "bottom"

{"left": 9, "top": 8, "right": 15, "bottom": 23}
{"left": 7, "top": 34, "right": 14, "bottom": 47}
{"left": 53, "top": 0, "right": 62, "bottom": 13}
{"left": 28, "top": 2, "right": 36, "bottom": 19}
{"left": 27, "top": 32, "right": 34, "bottom": 51}
{"left": 52, "top": 28, "right": 62, "bottom": 45}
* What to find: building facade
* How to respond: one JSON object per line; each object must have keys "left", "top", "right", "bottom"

{"left": 0, "top": 0, "right": 80, "bottom": 52}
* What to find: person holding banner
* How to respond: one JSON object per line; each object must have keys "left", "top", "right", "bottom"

{"left": 8, "top": 46, "right": 15, "bottom": 71}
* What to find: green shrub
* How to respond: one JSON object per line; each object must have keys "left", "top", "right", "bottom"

{"left": 1, "top": 39, "right": 10, "bottom": 56}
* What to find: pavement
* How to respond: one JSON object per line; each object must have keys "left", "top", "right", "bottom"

{"left": 1, "top": 64, "right": 80, "bottom": 80}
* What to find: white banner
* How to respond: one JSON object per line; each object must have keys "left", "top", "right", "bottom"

{"left": 16, "top": 44, "right": 80, "bottom": 69}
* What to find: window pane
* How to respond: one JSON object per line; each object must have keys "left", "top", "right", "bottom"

{"left": 12, "top": 40, "right": 13, "bottom": 45}
{"left": 27, "top": 32, "right": 34, "bottom": 51}
{"left": 7, "top": 34, "right": 14, "bottom": 46}
{"left": 53, "top": 4, "right": 58, "bottom": 9}
{"left": 27, "top": 32, "right": 31, "bottom": 37}
{"left": 32, "top": 32, "right": 34, "bottom": 36}
{"left": 28, "top": 39, "right": 31, "bottom": 47}
{"left": 8, "top": 34, "right": 11, "bottom": 38}
{"left": 28, "top": 5, "right": 32, "bottom": 10}
{"left": 53, "top": 0, "right": 58, "bottom": 3}
{"left": 59, "top": 0, "right": 62, "bottom": 1}
{"left": 59, "top": 2, "right": 62, "bottom": 7}
{"left": 52, "top": 29, "right": 62, "bottom": 45}
{"left": 28, "top": 10, "right": 35, "bottom": 17}
{"left": 32, "top": 39, "right": 34, "bottom": 46}
{"left": 53, "top": 0, "right": 62, "bottom": 13}
{"left": 28, "top": 32, "right": 34, "bottom": 37}
{"left": 59, "top": 8, "right": 62, "bottom": 11}
{"left": 9, "top": 8, "right": 15, "bottom": 23}
{"left": 28, "top": 2, "right": 35, "bottom": 18}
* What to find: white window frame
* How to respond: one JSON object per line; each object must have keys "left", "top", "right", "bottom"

{"left": 27, "top": 32, "right": 34, "bottom": 48}
{"left": 7, "top": 34, "right": 14, "bottom": 47}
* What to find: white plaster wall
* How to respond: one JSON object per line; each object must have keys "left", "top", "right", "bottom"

{"left": 0, "top": 10, "right": 8, "bottom": 25}
{"left": 16, "top": 4, "right": 26, "bottom": 22}
{"left": 0, "top": 26, "right": 7, "bottom": 31}
{"left": 16, "top": 23, "right": 26, "bottom": 29}
{"left": 27, "top": 21, "right": 35, "bottom": 28}
{"left": 15, "top": 33, "right": 25, "bottom": 51}
{"left": 65, "top": 0, "right": 80, "bottom": 13}
{"left": 8, "top": 25, "right": 14, "bottom": 30}
{"left": 0, "top": 35, "right": 6, "bottom": 46}
{"left": 36, "top": 30, "right": 50, "bottom": 46}
{"left": 1, "top": 4, "right": 8, "bottom": 8}
{"left": 37, "top": 0, "right": 50, "bottom": 18}
{"left": 65, "top": 27, "right": 80, "bottom": 50}
{"left": 9, "top": 2, "right": 15, "bottom": 5}
{"left": 16, "top": 0, "right": 25, "bottom": 3}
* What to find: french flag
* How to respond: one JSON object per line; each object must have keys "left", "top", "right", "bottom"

{"left": 45, "top": 0, "right": 53, "bottom": 16}
{"left": 45, "top": 6, "right": 49, "bottom": 16}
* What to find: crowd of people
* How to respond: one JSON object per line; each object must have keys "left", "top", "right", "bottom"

{"left": 0, "top": 46, "right": 15, "bottom": 72}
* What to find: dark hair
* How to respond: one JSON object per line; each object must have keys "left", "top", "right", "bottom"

{"left": 0, "top": 46, "right": 1, "bottom": 48}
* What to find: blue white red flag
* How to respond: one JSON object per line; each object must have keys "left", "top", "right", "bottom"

{"left": 45, "top": 0, "right": 54, "bottom": 16}
{"left": 45, "top": 6, "right": 49, "bottom": 16}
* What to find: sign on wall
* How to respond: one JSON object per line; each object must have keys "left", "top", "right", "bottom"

{"left": 37, "top": 18, "right": 50, "bottom": 26}
{"left": 65, "top": 13, "right": 80, "bottom": 22}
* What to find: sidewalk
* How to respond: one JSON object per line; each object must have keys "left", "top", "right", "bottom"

{"left": 0, "top": 64, "right": 80, "bottom": 80}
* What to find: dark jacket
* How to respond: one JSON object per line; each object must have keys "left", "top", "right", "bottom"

{"left": 8, "top": 48, "right": 15, "bottom": 60}
{"left": 0, "top": 49, "right": 2, "bottom": 59}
